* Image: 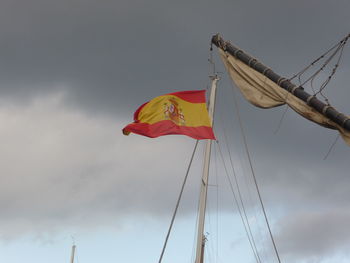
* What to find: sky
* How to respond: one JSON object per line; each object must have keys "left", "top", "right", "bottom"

{"left": 0, "top": 0, "right": 350, "bottom": 262}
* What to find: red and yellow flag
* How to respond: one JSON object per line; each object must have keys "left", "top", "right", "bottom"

{"left": 122, "top": 90, "right": 215, "bottom": 140}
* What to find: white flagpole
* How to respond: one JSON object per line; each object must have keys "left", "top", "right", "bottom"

{"left": 70, "top": 245, "right": 76, "bottom": 263}
{"left": 195, "top": 74, "right": 219, "bottom": 263}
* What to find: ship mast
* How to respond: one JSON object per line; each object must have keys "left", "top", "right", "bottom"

{"left": 194, "top": 75, "right": 219, "bottom": 263}
{"left": 70, "top": 244, "right": 76, "bottom": 263}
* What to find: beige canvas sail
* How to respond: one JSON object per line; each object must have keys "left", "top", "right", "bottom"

{"left": 219, "top": 49, "right": 350, "bottom": 145}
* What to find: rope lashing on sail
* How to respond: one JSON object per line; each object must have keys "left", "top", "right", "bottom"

{"left": 157, "top": 140, "right": 199, "bottom": 263}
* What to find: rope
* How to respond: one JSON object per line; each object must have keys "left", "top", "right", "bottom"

{"left": 323, "top": 134, "right": 340, "bottom": 160}
{"left": 301, "top": 43, "right": 341, "bottom": 94}
{"left": 230, "top": 85, "right": 282, "bottom": 263}
{"left": 273, "top": 105, "right": 289, "bottom": 134}
{"left": 76, "top": 248, "right": 80, "bottom": 263}
{"left": 209, "top": 49, "right": 216, "bottom": 76}
{"left": 191, "top": 188, "right": 201, "bottom": 263}
{"left": 317, "top": 38, "right": 348, "bottom": 101}
{"left": 308, "top": 41, "right": 345, "bottom": 98}
{"left": 158, "top": 140, "right": 199, "bottom": 263}
{"left": 221, "top": 111, "right": 270, "bottom": 262}
{"left": 214, "top": 144, "right": 219, "bottom": 263}
{"left": 191, "top": 175, "right": 206, "bottom": 263}
{"left": 275, "top": 33, "right": 349, "bottom": 134}
{"left": 219, "top": 123, "right": 263, "bottom": 263}
{"left": 289, "top": 33, "right": 349, "bottom": 83}
{"left": 206, "top": 202, "right": 216, "bottom": 263}
{"left": 215, "top": 141, "right": 261, "bottom": 263}
{"left": 289, "top": 33, "right": 349, "bottom": 104}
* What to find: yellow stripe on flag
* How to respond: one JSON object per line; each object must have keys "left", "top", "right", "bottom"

{"left": 138, "top": 95, "right": 211, "bottom": 127}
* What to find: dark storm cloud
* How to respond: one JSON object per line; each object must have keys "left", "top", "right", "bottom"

{"left": 0, "top": 0, "right": 349, "bottom": 116}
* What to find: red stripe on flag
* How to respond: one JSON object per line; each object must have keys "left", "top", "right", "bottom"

{"left": 123, "top": 120, "right": 215, "bottom": 140}
{"left": 167, "top": 90, "right": 206, "bottom": 103}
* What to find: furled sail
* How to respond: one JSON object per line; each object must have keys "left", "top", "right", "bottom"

{"left": 213, "top": 35, "right": 350, "bottom": 146}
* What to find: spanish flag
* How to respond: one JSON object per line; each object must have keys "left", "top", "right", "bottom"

{"left": 122, "top": 90, "right": 215, "bottom": 140}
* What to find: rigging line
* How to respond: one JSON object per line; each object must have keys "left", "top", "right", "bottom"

{"left": 323, "top": 134, "right": 340, "bottom": 160}
{"left": 309, "top": 42, "right": 344, "bottom": 95}
{"left": 300, "top": 42, "right": 343, "bottom": 89}
{"left": 273, "top": 105, "right": 289, "bottom": 135}
{"left": 206, "top": 142, "right": 219, "bottom": 263}
{"left": 214, "top": 143, "right": 219, "bottom": 263}
{"left": 220, "top": 106, "right": 270, "bottom": 262}
{"left": 290, "top": 43, "right": 337, "bottom": 82}
{"left": 158, "top": 140, "right": 199, "bottom": 263}
{"left": 295, "top": 42, "right": 340, "bottom": 88}
{"left": 209, "top": 49, "right": 216, "bottom": 76}
{"left": 272, "top": 68, "right": 291, "bottom": 135}
{"left": 230, "top": 85, "right": 282, "bottom": 263}
{"left": 214, "top": 139, "right": 258, "bottom": 260}
{"left": 191, "top": 143, "right": 205, "bottom": 263}
{"left": 317, "top": 40, "right": 348, "bottom": 102}
{"left": 295, "top": 34, "right": 350, "bottom": 95}
{"left": 215, "top": 141, "right": 261, "bottom": 263}
{"left": 219, "top": 119, "right": 263, "bottom": 263}
{"left": 289, "top": 33, "right": 350, "bottom": 82}
{"left": 205, "top": 186, "right": 216, "bottom": 263}
{"left": 191, "top": 208, "right": 200, "bottom": 263}
{"left": 205, "top": 238, "right": 214, "bottom": 263}
{"left": 76, "top": 247, "right": 80, "bottom": 263}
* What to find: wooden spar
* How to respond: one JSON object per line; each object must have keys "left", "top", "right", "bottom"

{"left": 211, "top": 34, "right": 350, "bottom": 132}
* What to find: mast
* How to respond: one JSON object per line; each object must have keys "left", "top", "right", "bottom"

{"left": 195, "top": 75, "right": 219, "bottom": 263}
{"left": 211, "top": 34, "right": 350, "bottom": 132}
{"left": 70, "top": 245, "right": 76, "bottom": 263}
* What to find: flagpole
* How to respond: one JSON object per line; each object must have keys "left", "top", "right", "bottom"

{"left": 70, "top": 245, "right": 76, "bottom": 263}
{"left": 195, "top": 74, "right": 219, "bottom": 263}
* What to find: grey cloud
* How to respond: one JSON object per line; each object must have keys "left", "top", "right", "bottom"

{"left": 0, "top": 0, "right": 349, "bottom": 117}
{"left": 0, "top": 93, "right": 205, "bottom": 239}
{"left": 276, "top": 209, "right": 350, "bottom": 262}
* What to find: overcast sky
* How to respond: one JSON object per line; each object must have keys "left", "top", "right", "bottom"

{"left": 0, "top": 0, "right": 349, "bottom": 263}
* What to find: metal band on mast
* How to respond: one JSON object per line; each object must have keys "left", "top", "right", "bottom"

{"left": 211, "top": 34, "right": 350, "bottom": 132}
{"left": 195, "top": 75, "right": 219, "bottom": 263}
